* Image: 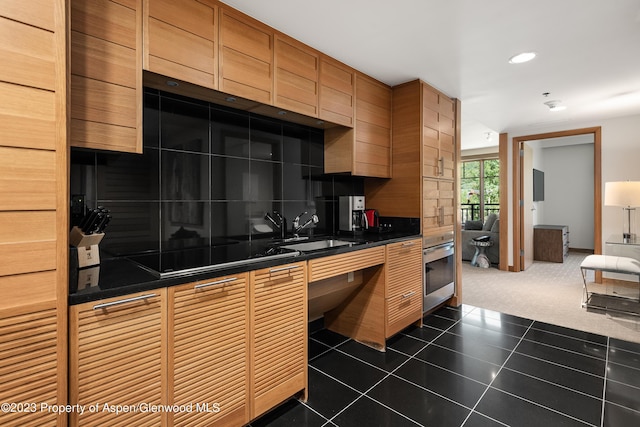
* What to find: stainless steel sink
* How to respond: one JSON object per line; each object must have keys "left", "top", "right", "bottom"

{"left": 279, "top": 239, "right": 356, "bottom": 252}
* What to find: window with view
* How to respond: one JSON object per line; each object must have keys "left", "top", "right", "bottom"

{"left": 460, "top": 159, "right": 500, "bottom": 224}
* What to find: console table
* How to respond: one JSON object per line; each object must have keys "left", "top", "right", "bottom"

{"left": 534, "top": 225, "right": 569, "bottom": 263}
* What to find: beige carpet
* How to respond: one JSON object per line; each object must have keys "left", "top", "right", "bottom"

{"left": 461, "top": 252, "right": 640, "bottom": 344}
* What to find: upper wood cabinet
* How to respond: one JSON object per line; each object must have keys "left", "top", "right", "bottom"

{"left": 168, "top": 274, "right": 249, "bottom": 426}
{"left": 70, "top": 0, "right": 142, "bottom": 153}
{"left": 144, "top": 0, "right": 218, "bottom": 90}
{"left": 219, "top": 7, "right": 274, "bottom": 105}
{"left": 354, "top": 72, "right": 391, "bottom": 177}
{"left": 423, "top": 84, "right": 456, "bottom": 180}
{"left": 366, "top": 79, "right": 459, "bottom": 241}
{"left": 324, "top": 72, "right": 391, "bottom": 177}
{"left": 274, "top": 34, "right": 319, "bottom": 117}
{"left": 319, "top": 55, "right": 354, "bottom": 127}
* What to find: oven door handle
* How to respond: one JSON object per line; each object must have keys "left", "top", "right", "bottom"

{"left": 423, "top": 243, "right": 455, "bottom": 261}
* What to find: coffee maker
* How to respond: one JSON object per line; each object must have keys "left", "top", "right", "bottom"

{"left": 338, "top": 196, "right": 368, "bottom": 232}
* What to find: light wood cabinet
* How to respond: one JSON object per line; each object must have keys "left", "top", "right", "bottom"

{"left": 308, "top": 246, "right": 386, "bottom": 282}
{"left": 385, "top": 239, "right": 422, "bottom": 337}
{"left": 324, "top": 72, "right": 391, "bottom": 177}
{"left": 69, "top": 291, "right": 167, "bottom": 427}
{"left": 274, "top": 34, "right": 319, "bottom": 117}
{"left": 168, "top": 274, "right": 249, "bottom": 427}
{"left": 144, "top": 0, "right": 218, "bottom": 90}
{"left": 322, "top": 240, "right": 422, "bottom": 350}
{"left": 423, "top": 178, "right": 456, "bottom": 239}
{"left": 0, "top": 303, "right": 59, "bottom": 426}
{"left": 319, "top": 55, "right": 354, "bottom": 127}
{"left": 219, "top": 6, "right": 274, "bottom": 104}
{"left": 250, "top": 262, "right": 307, "bottom": 419}
{"left": 0, "top": 2, "right": 67, "bottom": 425}
{"left": 70, "top": 0, "right": 142, "bottom": 153}
{"left": 366, "top": 79, "right": 459, "bottom": 242}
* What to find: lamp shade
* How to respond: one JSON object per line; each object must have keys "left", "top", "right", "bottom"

{"left": 604, "top": 181, "right": 640, "bottom": 207}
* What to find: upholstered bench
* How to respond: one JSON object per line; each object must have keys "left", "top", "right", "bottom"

{"left": 580, "top": 255, "right": 640, "bottom": 315}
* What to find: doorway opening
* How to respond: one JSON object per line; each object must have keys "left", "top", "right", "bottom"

{"left": 510, "top": 127, "right": 602, "bottom": 273}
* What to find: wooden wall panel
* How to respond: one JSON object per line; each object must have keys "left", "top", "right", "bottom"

{"left": 1, "top": 0, "right": 55, "bottom": 30}
{"left": 0, "top": 147, "right": 56, "bottom": 211}
{"left": 0, "top": 82, "right": 56, "bottom": 150}
{"left": 0, "top": 17, "right": 55, "bottom": 90}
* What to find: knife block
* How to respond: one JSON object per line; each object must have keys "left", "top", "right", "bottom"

{"left": 70, "top": 226, "right": 105, "bottom": 268}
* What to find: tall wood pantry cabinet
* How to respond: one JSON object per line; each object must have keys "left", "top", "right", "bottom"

{"left": 0, "top": 1, "right": 68, "bottom": 426}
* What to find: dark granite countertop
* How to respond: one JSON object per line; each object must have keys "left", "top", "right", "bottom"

{"left": 69, "top": 231, "right": 421, "bottom": 305}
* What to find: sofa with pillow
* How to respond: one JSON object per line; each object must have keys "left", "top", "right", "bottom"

{"left": 461, "top": 213, "right": 500, "bottom": 265}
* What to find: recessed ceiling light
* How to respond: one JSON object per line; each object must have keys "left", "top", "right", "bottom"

{"left": 166, "top": 80, "right": 179, "bottom": 87}
{"left": 225, "top": 96, "right": 236, "bottom": 102}
{"left": 509, "top": 52, "right": 536, "bottom": 64}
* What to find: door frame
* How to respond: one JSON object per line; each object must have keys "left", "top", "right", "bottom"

{"left": 509, "top": 127, "right": 602, "bottom": 272}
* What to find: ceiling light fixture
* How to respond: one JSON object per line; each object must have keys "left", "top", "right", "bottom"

{"left": 166, "top": 80, "right": 179, "bottom": 87}
{"left": 508, "top": 52, "right": 536, "bottom": 64}
{"left": 544, "top": 100, "right": 567, "bottom": 112}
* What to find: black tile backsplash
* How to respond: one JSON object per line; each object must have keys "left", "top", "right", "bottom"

{"left": 70, "top": 88, "right": 364, "bottom": 255}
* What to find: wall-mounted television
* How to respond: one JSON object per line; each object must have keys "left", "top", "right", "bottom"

{"left": 533, "top": 168, "right": 544, "bottom": 201}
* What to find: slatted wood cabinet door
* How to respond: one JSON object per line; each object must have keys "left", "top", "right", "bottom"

{"left": 144, "top": 0, "right": 218, "bottom": 90}
{"left": 219, "top": 6, "right": 274, "bottom": 104}
{"left": 168, "top": 274, "right": 249, "bottom": 427}
{"left": 385, "top": 239, "right": 423, "bottom": 337}
{"left": 250, "top": 262, "right": 307, "bottom": 419}
{"left": 0, "top": 302, "right": 59, "bottom": 426}
{"left": 274, "top": 33, "right": 319, "bottom": 117}
{"left": 70, "top": 0, "right": 142, "bottom": 153}
{"left": 319, "top": 55, "right": 354, "bottom": 127}
{"left": 69, "top": 291, "right": 167, "bottom": 427}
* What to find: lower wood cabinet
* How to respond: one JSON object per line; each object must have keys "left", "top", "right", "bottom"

{"left": 168, "top": 274, "right": 249, "bottom": 427}
{"left": 385, "top": 238, "right": 422, "bottom": 337}
{"left": 69, "top": 265, "right": 308, "bottom": 426}
{"left": 250, "top": 262, "right": 307, "bottom": 419}
{"left": 323, "top": 239, "right": 423, "bottom": 350}
{"left": 69, "top": 290, "right": 167, "bottom": 427}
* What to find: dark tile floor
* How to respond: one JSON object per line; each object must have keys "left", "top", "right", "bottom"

{"left": 250, "top": 305, "right": 640, "bottom": 427}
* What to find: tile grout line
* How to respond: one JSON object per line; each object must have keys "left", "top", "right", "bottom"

{"left": 322, "top": 312, "right": 465, "bottom": 426}
{"left": 600, "top": 336, "right": 609, "bottom": 427}
{"left": 461, "top": 321, "right": 534, "bottom": 426}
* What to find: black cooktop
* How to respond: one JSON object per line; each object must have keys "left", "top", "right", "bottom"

{"left": 125, "top": 240, "right": 298, "bottom": 278}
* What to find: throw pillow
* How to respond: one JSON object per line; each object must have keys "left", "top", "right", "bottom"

{"left": 465, "top": 220, "right": 483, "bottom": 230}
{"left": 490, "top": 218, "right": 500, "bottom": 233}
{"left": 482, "top": 213, "right": 498, "bottom": 231}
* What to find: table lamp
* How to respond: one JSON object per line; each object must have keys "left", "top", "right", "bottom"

{"left": 604, "top": 181, "right": 640, "bottom": 243}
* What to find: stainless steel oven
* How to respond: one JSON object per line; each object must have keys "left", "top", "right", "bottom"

{"left": 423, "top": 240, "right": 455, "bottom": 312}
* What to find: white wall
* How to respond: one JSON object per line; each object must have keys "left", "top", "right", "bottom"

{"left": 539, "top": 144, "right": 594, "bottom": 250}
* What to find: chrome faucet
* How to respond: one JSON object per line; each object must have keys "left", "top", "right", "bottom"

{"left": 292, "top": 212, "right": 319, "bottom": 237}
{"left": 264, "top": 211, "right": 287, "bottom": 239}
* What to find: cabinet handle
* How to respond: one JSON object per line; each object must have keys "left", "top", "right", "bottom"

{"left": 269, "top": 265, "right": 299, "bottom": 274}
{"left": 401, "top": 241, "right": 416, "bottom": 247}
{"left": 93, "top": 293, "right": 157, "bottom": 310}
{"left": 439, "top": 157, "right": 444, "bottom": 176}
{"left": 194, "top": 277, "right": 237, "bottom": 290}
{"left": 402, "top": 291, "right": 416, "bottom": 299}
{"left": 439, "top": 206, "right": 445, "bottom": 226}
